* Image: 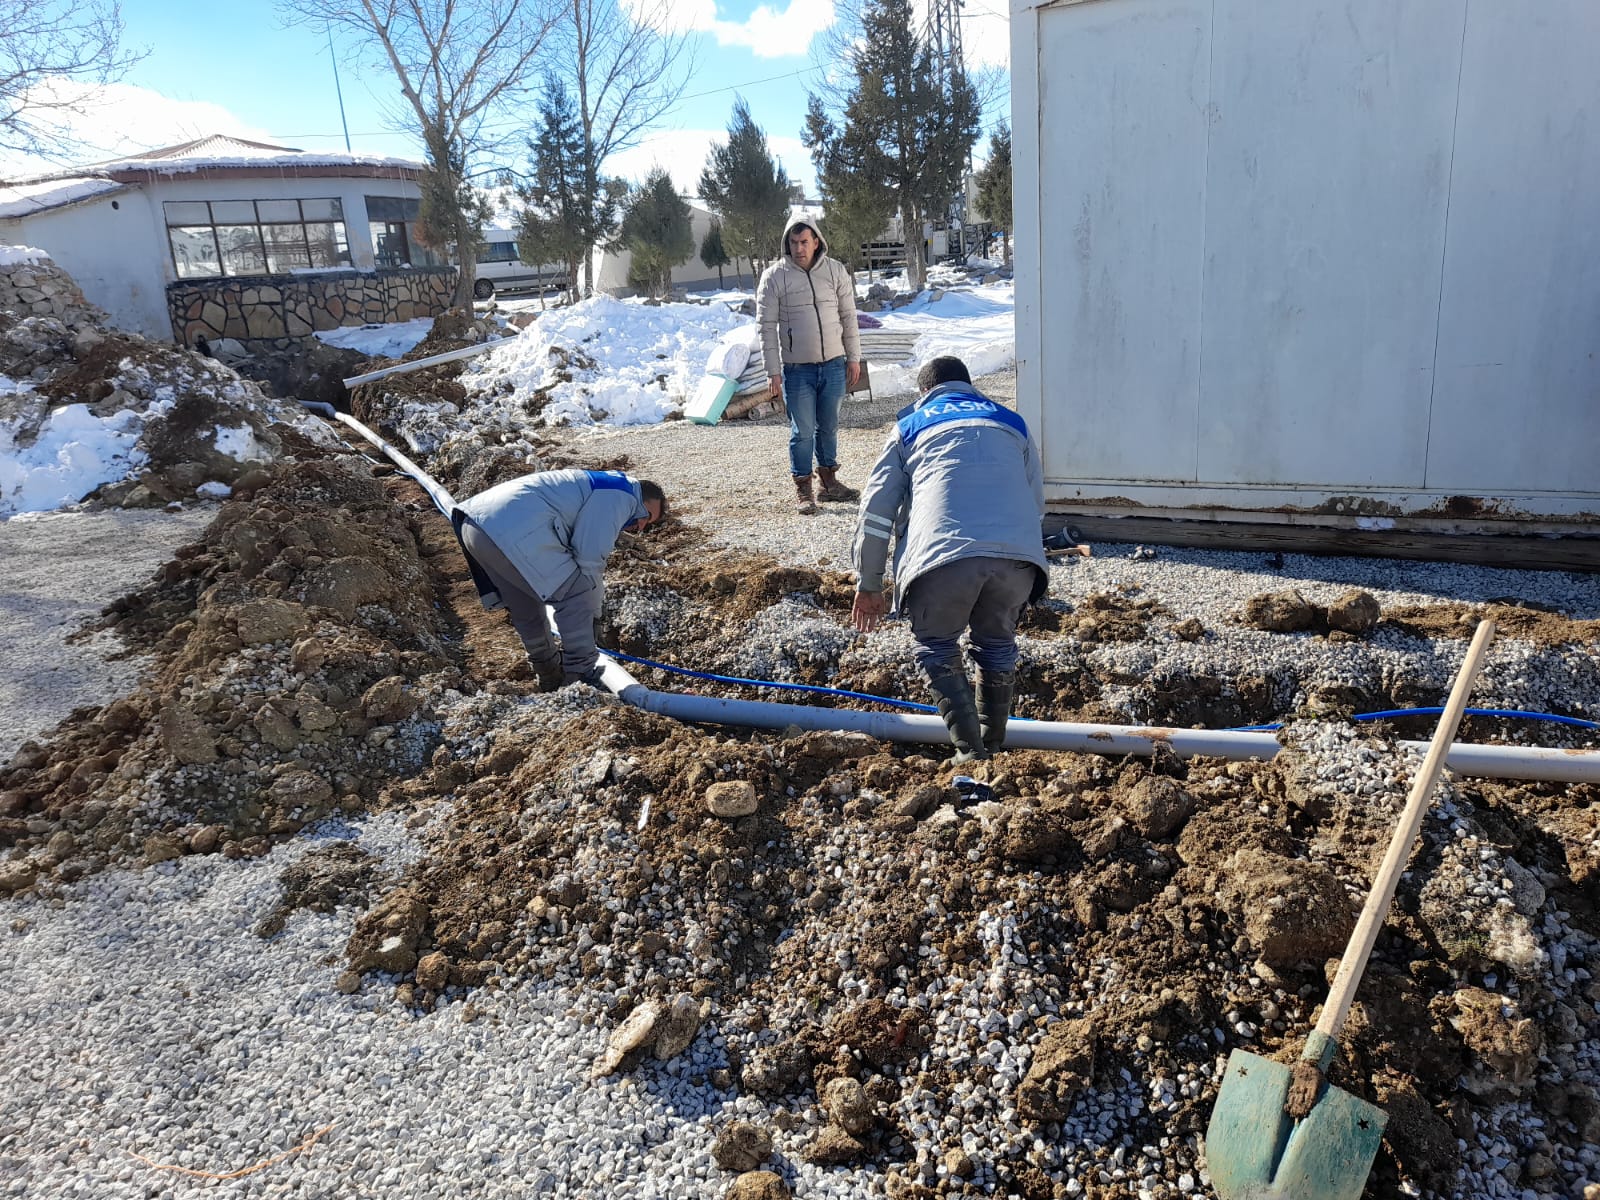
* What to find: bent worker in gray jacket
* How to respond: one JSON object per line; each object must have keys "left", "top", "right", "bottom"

{"left": 453, "top": 469, "right": 666, "bottom": 689}
{"left": 850, "top": 357, "right": 1047, "bottom": 761}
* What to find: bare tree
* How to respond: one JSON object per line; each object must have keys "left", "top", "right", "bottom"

{"left": 544, "top": 0, "right": 694, "bottom": 296}
{"left": 279, "top": 0, "right": 560, "bottom": 305}
{"left": 0, "top": 0, "right": 144, "bottom": 165}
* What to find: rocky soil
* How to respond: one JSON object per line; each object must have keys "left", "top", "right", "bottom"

{"left": 2, "top": 309, "right": 1598, "bottom": 1200}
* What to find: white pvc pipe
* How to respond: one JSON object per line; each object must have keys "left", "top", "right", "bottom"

{"left": 341, "top": 334, "right": 516, "bottom": 389}
{"left": 595, "top": 658, "right": 1600, "bottom": 784}
{"left": 301, "top": 401, "right": 1600, "bottom": 787}
{"left": 300, "top": 402, "right": 456, "bottom": 516}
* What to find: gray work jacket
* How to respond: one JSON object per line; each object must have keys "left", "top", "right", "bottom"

{"left": 852, "top": 383, "right": 1047, "bottom": 608}
{"left": 453, "top": 469, "right": 648, "bottom": 602}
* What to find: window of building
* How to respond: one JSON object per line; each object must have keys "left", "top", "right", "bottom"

{"left": 164, "top": 198, "right": 350, "bottom": 278}
{"left": 364, "top": 195, "right": 446, "bottom": 269}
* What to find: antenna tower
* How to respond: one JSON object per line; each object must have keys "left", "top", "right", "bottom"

{"left": 924, "top": 0, "right": 969, "bottom": 258}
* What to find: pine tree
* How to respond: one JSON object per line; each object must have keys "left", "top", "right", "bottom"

{"left": 415, "top": 113, "right": 493, "bottom": 307}
{"left": 514, "top": 75, "right": 627, "bottom": 303}
{"left": 699, "top": 99, "right": 793, "bottom": 280}
{"left": 806, "top": 0, "right": 980, "bottom": 290}
{"left": 699, "top": 220, "right": 730, "bottom": 287}
{"left": 619, "top": 168, "right": 693, "bottom": 297}
{"left": 803, "top": 95, "right": 895, "bottom": 274}
{"left": 973, "top": 123, "right": 1013, "bottom": 269}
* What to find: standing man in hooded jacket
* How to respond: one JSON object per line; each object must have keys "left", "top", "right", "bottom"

{"left": 756, "top": 219, "right": 863, "bottom": 514}
{"left": 850, "top": 356, "right": 1047, "bottom": 761}
{"left": 453, "top": 469, "right": 666, "bottom": 689}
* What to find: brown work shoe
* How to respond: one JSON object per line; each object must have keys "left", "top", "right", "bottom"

{"left": 816, "top": 466, "right": 859, "bottom": 502}
{"left": 793, "top": 473, "right": 818, "bottom": 515}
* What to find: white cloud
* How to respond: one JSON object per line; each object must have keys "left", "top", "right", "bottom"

{"left": 607, "top": 127, "right": 815, "bottom": 198}
{"left": 0, "top": 79, "right": 279, "bottom": 178}
{"left": 961, "top": 2, "right": 1011, "bottom": 70}
{"left": 621, "top": 0, "right": 836, "bottom": 59}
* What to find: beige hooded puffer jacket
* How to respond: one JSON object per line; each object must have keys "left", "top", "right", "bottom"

{"left": 755, "top": 219, "right": 861, "bottom": 378}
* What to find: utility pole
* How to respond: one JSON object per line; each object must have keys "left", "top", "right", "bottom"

{"left": 328, "top": 28, "right": 352, "bottom": 154}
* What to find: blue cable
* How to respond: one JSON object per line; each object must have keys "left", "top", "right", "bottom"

{"left": 1227, "top": 707, "right": 1600, "bottom": 733}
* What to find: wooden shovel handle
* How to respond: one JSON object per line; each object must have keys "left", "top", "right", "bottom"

{"left": 1309, "top": 618, "right": 1497, "bottom": 1051}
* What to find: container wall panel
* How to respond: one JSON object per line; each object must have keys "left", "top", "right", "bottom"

{"left": 1426, "top": 0, "right": 1600, "bottom": 495}
{"left": 1034, "top": 0, "right": 1210, "bottom": 483}
{"left": 1196, "top": 0, "right": 1462, "bottom": 487}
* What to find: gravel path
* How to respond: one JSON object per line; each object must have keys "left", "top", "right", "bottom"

{"left": 0, "top": 506, "right": 214, "bottom": 761}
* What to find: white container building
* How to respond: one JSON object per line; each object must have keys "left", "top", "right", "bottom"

{"left": 1009, "top": 0, "right": 1600, "bottom": 543}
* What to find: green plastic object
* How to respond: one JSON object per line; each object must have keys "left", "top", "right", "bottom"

{"left": 1206, "top": 1048, "right": 1386, "bottom": 1200}
{"left": 686, "top": 374, "right": 738, "bottom": 425}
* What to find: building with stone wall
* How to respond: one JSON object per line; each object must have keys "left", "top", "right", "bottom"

{"left": 0, "top": 135, "right": 456, "bottom": 349}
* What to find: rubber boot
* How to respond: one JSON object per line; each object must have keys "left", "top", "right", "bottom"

{"left": 816, "top": 466, "right": 860, "bottom": 503}
{"left": 793, "top": 473, "right": 819, "bottom": 515}
{"left": 976, "top": 669, "right": 1016, "bottom": 754}
{"left": 925, "top": 663, "right": 988, "bottom": 763}
{"left": 528, "top": 651, "right": 564, "bottom": 693}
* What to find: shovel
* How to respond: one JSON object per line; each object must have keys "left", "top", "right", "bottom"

{"left": 1205, "top": 618, "right": 1497, "bottom": 1200}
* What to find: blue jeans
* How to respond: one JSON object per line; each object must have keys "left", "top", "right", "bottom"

{"left": 782, "top": 357, "right": 847, "bottom": 477}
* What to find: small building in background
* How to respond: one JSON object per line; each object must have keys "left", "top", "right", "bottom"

{"left": 0, "top": 135, "right": 455, "bottom": 348}
{"left": 1010, "top": 0, "right": 1599, "bottom": 546}
{"left": 589, "top": 200, "right": 727, "bottom": 296}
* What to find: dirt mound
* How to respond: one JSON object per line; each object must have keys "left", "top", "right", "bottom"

{"left": 1384, "top": 600, "right": 1600, "bottom": 648}
{"left": 1, "top": 308, "right": 325, "bottom": 509}
{"left": 0, "top": 457, "right": 469, "bottom": 878}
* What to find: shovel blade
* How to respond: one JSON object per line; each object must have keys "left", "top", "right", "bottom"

{"left": 1205, "top": 1050, "right": 1387, "bottom": 1200}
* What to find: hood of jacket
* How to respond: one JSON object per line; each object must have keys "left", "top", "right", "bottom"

{"left": 780, "top": 219, "right": 828, "bottom": 265}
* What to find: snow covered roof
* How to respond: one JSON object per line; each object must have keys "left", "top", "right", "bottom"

{"left": 94, "top": 134, "right": 424, "bottom": 174}
{"left": 4, "top": 134, "right": 426, "bottom": 193}
{"left": 0, "top": 177, "right": 127, "bottom": 220}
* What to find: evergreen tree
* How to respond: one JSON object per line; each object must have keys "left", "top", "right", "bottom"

{"left": 973, "top": 123, "right": 1013, "bottom": 269}
{"left": 803, "top": 95, "right": 895, "bottom": 274}
{"left": 514, "top": 76, "right": 624, "bottom": 301}
{"left": 699, "top": 220, "right": 730, "bottom": 287}
{"left": 806, "top": 0, "right": 980, "bottom": 289}
{"left": 619, "top": 168, "right": 693, "bottom": 297}
{"left": 699, "top": 98, "right": 793, "bottom": 279}
{"left": 415, "top": 112, "right": 493, "bottom": 306}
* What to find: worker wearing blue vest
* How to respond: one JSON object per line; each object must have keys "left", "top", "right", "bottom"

{"left": 850, "top": 357, "right": 1048, "bottom": 761}
{"left": 453, "top": 469, "right": 666, "bottom": 689}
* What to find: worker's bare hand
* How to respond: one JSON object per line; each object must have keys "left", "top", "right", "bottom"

{"left": 852, "top": 589, "right": 888, "bottom": 633}
{"left": 768, "top": 375, "right": 782, "bottom": 398}
{"left": 846, "top": 361, "right": 861, "bottom": 389}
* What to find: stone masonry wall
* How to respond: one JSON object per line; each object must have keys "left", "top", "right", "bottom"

{"left": 0, "top": 254, "right": 107, "bottom": 329}
{"left": 167, "top": 268, "right": 458, "bottom": 351}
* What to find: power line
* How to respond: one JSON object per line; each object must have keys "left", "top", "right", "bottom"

{"left": 679, "top": 64, "right": 823, "bottom": 103}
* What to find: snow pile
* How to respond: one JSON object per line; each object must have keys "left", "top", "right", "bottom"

{"left": 455, "top": 282, "right": 1017, "bottom": 427}
{"left": 0, "top": 244, "right": 48, "bottom": 267}
{"left": 865, "top": 281, "right": 1018, "bottom": 395}
{"left": 462, "top": 295, "right": 750, "bottom": 426}
{"left": 0, "top": 386, "right": 150, "bottom": 514}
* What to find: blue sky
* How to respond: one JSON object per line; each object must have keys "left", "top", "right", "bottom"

{"left": 7, "top": 0, "right": 1011, "bottom": 199}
